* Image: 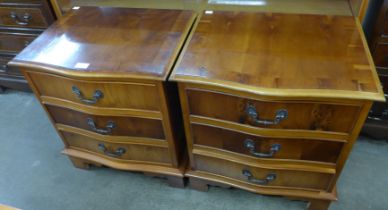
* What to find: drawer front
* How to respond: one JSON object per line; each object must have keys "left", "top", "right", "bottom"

{"left": 0, "top": 32, "right": 37, "bottom": 53}
{"left": 373, "top": 43, "right": 388, "bottom": 68}
{"left": 62, "top": 131, "right": 171, "bottom": 164}
{"left": 0, "top": 7, "right": 49, "bottom": 28}
{"left": 186, "top": 90, "right": 360, "bottom": 133}
{"left": 28, "top": 72, "right": 161, "bottom": 111}
{"left": 192, "top": 124, "right": 343, "bottom": 163}
{"left": 194, "top": 155, "right": 333, "bottom": 190}
{"left": 47, "top": 105, "right": 165, "bottom": 140}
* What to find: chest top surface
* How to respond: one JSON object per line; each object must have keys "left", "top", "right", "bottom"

{"left": 10, "top": 6, "right": 195, "bottom": 80}
{"left": 171, "top": 11, "right": 385, "bottom": 101}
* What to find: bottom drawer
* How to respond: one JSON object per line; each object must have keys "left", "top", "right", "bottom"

{"left": 62, "top": 131, "right": 172, "bottom": 165}
{"left": 194, "top": 155, "right": 333, "bottom": 190}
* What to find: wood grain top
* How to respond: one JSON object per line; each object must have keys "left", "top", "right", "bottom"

{"left": 10, "top": 7, "right": 196, "bottom": 80}
{"left": 171, "top": 11, "right": 385, "bottom": 101}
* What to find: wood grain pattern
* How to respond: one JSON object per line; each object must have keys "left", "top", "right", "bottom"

{"left": 171, "top": 11, "right": 384, "bottom": 101}
{"left": 10, "top": 7, "right": 196, "bottom": 183}
{"left": 47, "top": 105, "right": 166, "bottom": 139}
{"left": 174, "top": 11, "right": 380, "bottom": 209}
{"left": 193, "top": 145, "right": 336, "bottom": 174}
{"left": 57, "top": 124, "right": 168, "bottom": 146}
{"left": 192, "top": 124, "right": 343, "bottom": 163}
{"left": 62, "top": 131, "right": 172, "bottom": 165}
{"left": 186, "top": 89, "right": 361, "bottom": 133}
{"left": 186, "top": 170, "right": 337, "bottom": 201}
{"left": 27, "top": 71, "right": 162, "bottom": 111}
{"left": 10, "top": 7, "right": 196, "bottom": 80}
{"left": 194, "top": 155, "right": 333, "bottom": 191}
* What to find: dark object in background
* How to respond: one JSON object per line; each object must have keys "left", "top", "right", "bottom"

{"left": 0, "top": 0, "right": 55, "bottom": 92}
{"left": 362, "top": 0, "right": 388, "bottom": 139}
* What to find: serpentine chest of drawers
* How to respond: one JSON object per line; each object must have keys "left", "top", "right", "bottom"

{"left": 0, "top": 0, "right": 55, "bottom": 92}
{"left": 9, "top": 7, "right": 196, "bottom": 187}
{"left": 170, "top": 11, "right": 385, "bottom": 209}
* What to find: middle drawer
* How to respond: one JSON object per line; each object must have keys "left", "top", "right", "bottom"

{"left": 47, "top": 105, "right": 165, "bottom": 140}
{"left": 192, "top": 124, "right": 343, "bottom": 163}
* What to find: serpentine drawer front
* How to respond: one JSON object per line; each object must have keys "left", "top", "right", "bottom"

{"left": 170, "top": 11, "right": 385, "bottom": 210}
{"left": 192, "top": 124, "right": 343, "bottom": 163}
{"left": 194, "top": 155, "right": 333, "bottom": 191}
{"left": 47, "top": 105, "right": 166, "bottom": 140}
{"left": 186, "top": 89, "right": 361, "bottom": 134}
{"left": 61, "top": 131, "right": 172, "bottom": 165}
{"left": 9, "top": 7, "right": 196, "bottom": 188}
{"left": 28, "top": 72, "right": 162, "bottom": 111}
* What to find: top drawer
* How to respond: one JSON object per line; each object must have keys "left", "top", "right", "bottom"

{"left": 0, "top": 6, "right": 49, "bottom": 29}
{"left": 186, "top": 89, "right": 361, "bottom": 134}
{"left": 26, "top": 72, "right": 162, "bottom": 111}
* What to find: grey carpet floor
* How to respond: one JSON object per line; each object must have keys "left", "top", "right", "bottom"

{"left": 0, "top": 90, "right": 387, "bottom": 210}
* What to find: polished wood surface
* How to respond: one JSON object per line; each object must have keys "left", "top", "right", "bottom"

{"left": 11, "top": 7, "right": 196, "bottom": 80}
{"left": 62, "top": 131, "right": 172, "bottom": 164}
{"left": 174, "top": 11, "right": 378, "bottom": 210}
{"left": 47, "top": 105, "right": 166, "bottom": 139}
{"left": 186, "top": 89, "right": 361, "bottom": 133}
{"left": 192, "top": 124, "right": 343, "bottom": 163}
{"left": 194, "top": 155, "right": 333, "bottom": 190}
{"left": 28, "top": 72, "right": 162, "bottom": 111}
{"left": 10, "top": 7, "right": 196, "bottom": 184}
{"left": 171, "top": 11, "right": 384, "bottom": 101}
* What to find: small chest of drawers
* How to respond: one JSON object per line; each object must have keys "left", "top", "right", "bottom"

{"left": 0, "top": 0, "right": 55, "bottom": 92}
{"left": 9, "top": 7, "right": 196, "bottom": 187}
{"left": 171, "top": 11, "right": 384, "bottom": 210}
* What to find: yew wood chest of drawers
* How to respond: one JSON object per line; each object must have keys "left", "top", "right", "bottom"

{"left": 0, "top": 0, "right": 55, "bottom": 92}
{"left": 170, "top": 11, "right": 385, "bottom": 209}
{"left": 9, "top": 7, "right": 196, "bottom": 187}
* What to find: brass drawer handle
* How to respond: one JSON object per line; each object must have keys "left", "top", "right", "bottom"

{"left": 72, "top": 86, "right": 103, "bottom": 104}
{"left": 98, "top": 143, "right": 126, "bottom": 158}
{"left": 246, "top": 103, "right": 288, "bottom": 126}
{"left": 87, "top": 118, "right": 115, "bottom": 135}
{"left": 242, "top": 169, "right": 276, "bottom": 185}
{"left": 244, "top": 139, "right": 280, "bottom": 158}
{"left": 10, "top": 12, "right": 32, "bottom": 26}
